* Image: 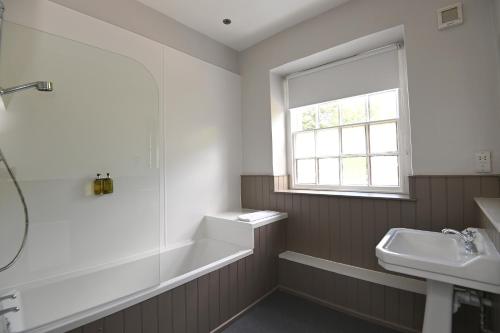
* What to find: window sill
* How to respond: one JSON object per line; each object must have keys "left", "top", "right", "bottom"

{"left": 274, "top": 188, "right": 413, "bottom": 201}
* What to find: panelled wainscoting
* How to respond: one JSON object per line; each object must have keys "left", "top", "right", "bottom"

{"left": 242, "top": 174, "right": 500, "bottom": 333}
{"left": 67, "top": 222, "right": 286, "bottom": 333}
{"left": 279, "top": 259, "right": 423, "bottom": 333}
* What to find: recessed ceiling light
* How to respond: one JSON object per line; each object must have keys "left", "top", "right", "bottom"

{"left": 222, "top": 18, "right": 232, "bottom": 25}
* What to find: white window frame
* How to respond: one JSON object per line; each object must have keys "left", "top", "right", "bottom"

{"left": 284, "top": 45, "right": 412, "bottom": 194}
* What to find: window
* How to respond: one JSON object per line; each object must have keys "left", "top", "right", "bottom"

{"left": 284, "top": 43, "right": 411, "bottom": 193}
{"left": 289, "top": 89, "right": 407, "bottom": 192}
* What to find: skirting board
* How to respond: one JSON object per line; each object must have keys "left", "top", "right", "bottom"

{"left": 279, "top": 251, "right": 426, "bottom": 295}
{"left": 212, "top": 287, "right": 278, "bottom": 333}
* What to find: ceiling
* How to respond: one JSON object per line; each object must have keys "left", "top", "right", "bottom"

{"left": 136, "top": 0, "right": 350, "bottom": 51}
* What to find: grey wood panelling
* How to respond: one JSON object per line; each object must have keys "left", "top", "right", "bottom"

{"left": 242, "top": 174, "right": 500, "bottom": 332}
{"left": 82, "top": 319, "right": 104, "bottom": 333}
{"left": 242, "top": 175, "right": 500, "bottom": 271}
{"left": 186, "top": 280, "right": 198, "bottom": 333}
{"left": 123, "top": 304, "right": 141, "bottom": 333}
{"left": 104, "top": 312, "right": 123, "bottom": 333}
{"left": 197, "top": 275, "right": 209, "bottom": 333}
{"left": 172, "top": 285, "right": 187, "bottom": 333}
{"left": 70, "top": 221, "right": 285, "bottom": 333}
{"left": 279, "top": 259, "right": 482, "bottom": 333}
{"left": 208, "top": 270, "right": 220, "bottom": 330}
{"left": 158, "top": 290, "right": 173, "bottom": 332}
{"left": 279, "top": 259, "right": 425, "bottom": 332}
{"left": 141, "top": 298, "right": 158, "bottom": 333}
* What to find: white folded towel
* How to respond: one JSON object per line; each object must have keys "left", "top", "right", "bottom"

{"left": 238, "top": 210, "right": 280, "bottom": 222}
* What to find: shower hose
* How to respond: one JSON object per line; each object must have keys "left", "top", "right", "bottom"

{"left": 0, "top": 148, "right": 29, "bottom": 272}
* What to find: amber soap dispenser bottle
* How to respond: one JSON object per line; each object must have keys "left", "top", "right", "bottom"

{"left": 94, "top": 173, "right": 103, "bottom": 195}
{"left": 103, "top": 173, "right": 113, "bottom": 194}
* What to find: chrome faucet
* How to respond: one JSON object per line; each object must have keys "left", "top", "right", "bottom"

{"left": 0, "top": 307, "right": 18, "bottom": 316}
{"left": 442, "top": 228, "right": 478, "bottom": 254}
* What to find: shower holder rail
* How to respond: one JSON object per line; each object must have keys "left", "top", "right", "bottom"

{"left": 0, "top": 307, "right": 18, "bottom": 317}
{"left": 0, "top": 292, "right": 20, "bottom": 317}
{"left": 0, "top": 295, "right": 15, "bottom": 303}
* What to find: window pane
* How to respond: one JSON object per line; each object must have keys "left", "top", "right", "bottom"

{"left": 316, "top": 128, "right": 339, "bottom": 157}
{"left": 319, "top": 102, "right": 339, "bottom": 128}
{"left": 342, "top": 157, "right": 368, "bottom": 185}
{"left": 319, "top": 158, "right": 339, "bottom": 185}
{"left": 341, "top": 126, "right": 366, "bottom": 155}
{"left": 370, "top": 122, "right": 398, "bottom": 153}
{"left": 291, "top": 105, "right": 317, "bottom": 132}
{"left": 340, "top": 96, "right": 367, "bottom": 125}
{"left": 296, "top": 159, "right": 316, "bottom": 184}
{"left": 294, "top": 131, "right": 315, "bottom": 158}
{"left": 371, "top": 156, "right": 399, "bottom": 187}
{"left": 369, "top": 90, "right": 398, "bottom": 121}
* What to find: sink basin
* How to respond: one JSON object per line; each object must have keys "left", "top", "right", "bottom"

{"left": 376, "top": 228, "right": 500, "bottom": 333}
{"left": 376, "top": 228, "right": 500, "bottom": 293}
{"left": 384, "top": 229, "right": 462, "bottom": 261}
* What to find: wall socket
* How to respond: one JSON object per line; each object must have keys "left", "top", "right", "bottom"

{"left": 475, "top": 151, "right": 491, "bottom": 173}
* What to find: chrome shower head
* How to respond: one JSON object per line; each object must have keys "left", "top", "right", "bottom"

{"left": 35, "top": 81, "right": 53, "bottom": 92}
{"left": 0, "top": 81, "right": 54, "bottom": 96}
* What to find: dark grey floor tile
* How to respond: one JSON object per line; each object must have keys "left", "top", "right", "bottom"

{"left": 222, "top": 291, "right": 399, "bottom": 333}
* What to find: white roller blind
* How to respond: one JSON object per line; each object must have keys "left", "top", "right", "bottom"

{"left": 287, "top": 46, "right": 400, "bottom": 109}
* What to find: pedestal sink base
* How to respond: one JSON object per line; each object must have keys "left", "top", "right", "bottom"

{"left": 377, "top": 228, "right": 500, "bottom": 332}
{"left": 423, "top": 280, "right": 453, "bottom": 333}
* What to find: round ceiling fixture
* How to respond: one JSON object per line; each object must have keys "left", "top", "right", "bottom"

{"left": 222, "top": 18, "right": 232, "bottom": 25}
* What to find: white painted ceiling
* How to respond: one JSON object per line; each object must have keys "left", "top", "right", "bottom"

{"left": 136, "top": 0, "right": 350, "bottom": 51}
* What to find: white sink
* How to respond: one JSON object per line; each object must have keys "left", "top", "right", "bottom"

{"left": 376, "top": 228, "right": 500, "bottom": 333}
{"left": 377, "top": 228, "right": 500, "bottom": 293}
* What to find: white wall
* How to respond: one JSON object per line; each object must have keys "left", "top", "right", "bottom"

{"left": 240, "top": 0, "right": 500, "bottom": 175}
{"left": 0, "top": 0, "right": 242, "bottom": 291}
{"left": 163, "top": 48, "right": 242, "bottom": 245}
{"left": 493, "top": 0, "right": 500, "bottom": 111}
{"left": 494, "top": 0, "right": 500, "bottom": 40}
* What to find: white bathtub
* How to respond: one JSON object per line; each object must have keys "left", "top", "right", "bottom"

{"left": 0, "top": 210, "right": 287, "bottom": 333}
{"left": 0, "top": 238, "right": 252, "bottom": 333}
{"left": 160, "top": 238, "right": 250, "bottom": 284}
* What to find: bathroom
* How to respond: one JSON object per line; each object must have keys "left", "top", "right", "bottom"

{"left": 0, "top": 0, "right": 499, "bottom": 332}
